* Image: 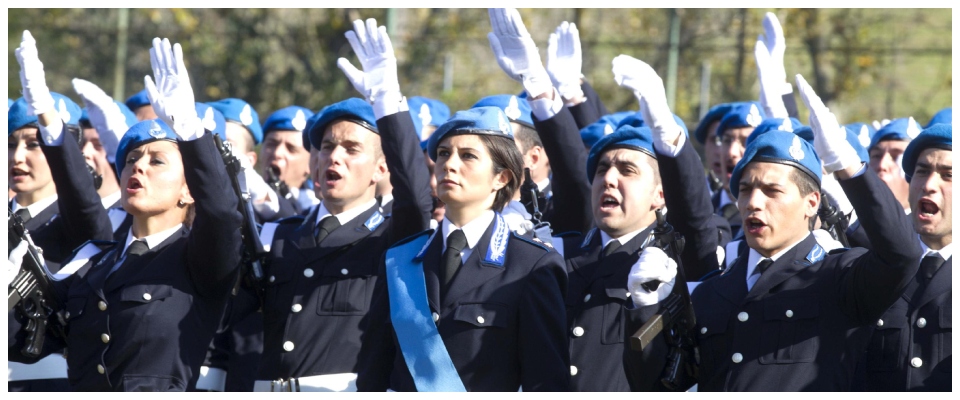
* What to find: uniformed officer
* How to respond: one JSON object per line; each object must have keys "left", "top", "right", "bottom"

{"left": 356, "top": 104, "right": 570, "bottom": 392}
{"left": 124, "top": 88, "right": 158, "bottom": 121}
{"left": 623, "top": 74, "right": 922, "bottom": 391}
{"left": 409, "top": 96, "right": 451, "bottom": 226}
{"left": 9, "top": 37, "right": 243, "bottom": 392}
{"left": 715, "top": 102, "right": 767, "bottom": 237}
{"left": 867, "top": 117, "right": 923, "bottom": 212}
{"left": 251, "top": 18, "right": 432, "bottom": 391}
{"left": 579, "top": 111, "right": 633, "bottom": 150}
{"left": 543, "top": 20, "right": 610, "bottom": 130}
{"left": 8, "top": 31, "right": 115, "bottom": 392}
{"left": 859, "top": 123, "right": 952, "bottom": 391}
{"left": 924, "top": 107, "right": 951, "bottom": 128}
{"left": 259, "top": 105, "right": 318, "bottom": 215}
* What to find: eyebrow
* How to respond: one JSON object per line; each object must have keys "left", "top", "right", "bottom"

{"left": 916, "top": 161, "right": 952, "bottom": 170}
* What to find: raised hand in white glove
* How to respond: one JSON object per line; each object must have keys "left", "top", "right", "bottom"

{"left": 15, "top": 30, "right": 55, "bottom": 117}
{"left": 754, "top": 40, "right": 789, "bottom": 119}
{"left": 144, "top": 38, "right": 203, "bottom": 140}
{"left": 337, "top": 18, "right": 404, "bottom": 119}
{"left": 611, "top": 55, "right": 683, "bottom": 148}
{"left": 546, "top": 21, "right": 584, "bottom": 101}
{"left": 487, "top": 8, "right": 554, "bottom": 98}
{"left": 759, "top": 12, "right": 789, "bottom": 94}
{"left": 72, "top": 79, "right": 130, "bottom": 163}
{"left": 627, "top": 247, "right": 678, "bottom": 308}
{"left": 237, "top": 154, "right": 280, "bottom": 219}
{"left": 795, "top": 74, "right": 861, "bottom": 174}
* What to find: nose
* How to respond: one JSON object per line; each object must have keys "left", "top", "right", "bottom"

{"left": 81, "top": 142, "right": 96, "bottom": 163}
{"left": 879, "top": 153, "right": 899, "bottom": 174}
{"left": 601, "top": 167, "right": 619, "bottom": 189}
{"left": 11, "top": 143, "right": 27, "bottom": 165}
{"left": 743, "top": 188, "right": 764, "bottom": 213}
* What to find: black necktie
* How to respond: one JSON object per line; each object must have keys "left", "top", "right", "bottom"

{"left": 602, "top": 240, "right": 621, "bottom": 258}
{"left": 115, "top": 239, "right": 149, "bottom": 273}
{"left": 14, "top": 208, "right": 31, "bottom": 224}
{"left": 755, "top": 258, "right": 774, "bottom": 275}
{"left": 315, "top": 216, "right": 341, "bottom": 243}
{"left": 919, "top": 254, "right": 945, "bottom": 281}
{"left": 441, "top": 229, "right": 467, "bottom": 287}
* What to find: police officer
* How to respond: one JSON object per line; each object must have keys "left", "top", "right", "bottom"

{"left": 409, "top": 96, "right": 451, "bottom": 225}
{"left": 124, "top": 88, "right": 158, "bottom": 121}
{"left": 543, "top": 20, "right": 610, "bottom": 130}
{"left": 715, "top": 102, "right": 766, "bottom": 237}
{"left": 356, "top": 104, "right": 570, "bottom": 392}
{"left": 8, "top": 31, "right": 115, "bottom": 392}
{"left": 623, "top": 74, "right": 922, "bottom": 391}
{"left": 251, "top": 18, "right": 432, "bottom": 391}
{"left": 10, "top": 36, "right": 243, "bottom": 392}
{"left": 867, "top": 117, "right": 923, "bottom": 212}
{"left": 259, "top": 105, "right": 318, "bottom": 215}
{"left": 859, "top": 123, "right": 952, "bottom": 391}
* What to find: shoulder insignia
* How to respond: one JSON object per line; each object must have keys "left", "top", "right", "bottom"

{"left": 483, "top": 213, "right": 510, "bottom": 267}
{"left": 806, "top": 244, "right": 826, "bottom": 263}
{"left": 364, "top": 210, "right": 386, "bottom": 231}
{"left": 580, "top": 227, "right": 597, "bottom": 249}
{"left": 411, "top": 229, "right": 438, "bottom": 261}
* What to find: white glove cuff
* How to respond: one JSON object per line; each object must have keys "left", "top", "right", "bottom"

{"left": 556, "top": 83, "right": 584, "bottom": 102}
{"left": 824, "top": 145, "right": 862, "bottom": 174}
{"left": 38, "top": 117, "right": 65, "bottom": 146}
{"left": 652, "top": 128, "right": 686, "bottom": 158}
{"left": 529, "top": 88, "right": 564, "bottom": 121}
{"left": 174, "top": 116, "right": 205, "bottom": 141}
{"left": 522, "top": 69, "right": 554, "bottom": 99}
{"left": 371, "top": 91, "right": 407, "bottom": 120}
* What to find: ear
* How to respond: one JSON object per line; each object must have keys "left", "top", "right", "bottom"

{"left": 651, "top": 182, "right": 665, "bottom": 211}
{"left": 371, "top": 157, "right": 388, "bottom": 185}
{"left": 803, "top": 190, "right": 821, "bottom": 220}
{"left": 528, "top": 146, "right": 542, "bottom": 169}
{"left": 246, "top": 151, "right": 258, "bottom": 167}
{"left": 492, "top": 169, "right": 511, "bottom": 192}
{"left": 179, "top": 184, "right": 195, "bottom": 207}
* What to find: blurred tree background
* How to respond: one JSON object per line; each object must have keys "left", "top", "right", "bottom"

{"left": 8, "top": 8, "right": 952, "bottom": 133}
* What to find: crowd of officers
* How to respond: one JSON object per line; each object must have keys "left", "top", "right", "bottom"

{"left": 7, "top": 8, "right": 951, "bottom": 392}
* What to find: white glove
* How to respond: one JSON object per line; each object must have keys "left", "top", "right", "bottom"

{"left": 487, "top": 8, "right": 554, "bottom": 98}
{"left": 611, "top": 55, "right": 682, "bottom": 147}
{"left": 14, "top": 30, "right": 55, "bottom": 117}
{"left": 796, "top": 74, "right": 861, "bottom": 174}
{"left": 144, "top": 38, "right": 203, "bottom": 140}
{"left": 759, "top": 13, "right": 790, "bottom": 94}
{"left": 237, "top": 155, "right": 280, "bottom": 219}
{"left": 754, "top": 40, "right": 789, "bottom": 119}
{"left": 546, "top": 21, "right": 584, "bottom": 101}
{"left": 627, "top": 247, "right": 678, "bottom": 308}
{"left": 72, "top": 79, "right": 130, "bottom": 163}
{"left": 337, "top": 18, "right": 404, "bottom": 119}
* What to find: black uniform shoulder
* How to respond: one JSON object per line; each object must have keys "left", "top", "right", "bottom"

{"left": 510, "top": 231, "right": 552, "bottom": 253}
{"left": 389, "top": 228, "right": 435, "bottom": 249}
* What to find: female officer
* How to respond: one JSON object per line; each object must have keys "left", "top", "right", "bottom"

{"left": 356, "top": 107, "right": 570, "bottom": 392}
{"left": 9, "top": 37, "right": 242, "bottom": 392}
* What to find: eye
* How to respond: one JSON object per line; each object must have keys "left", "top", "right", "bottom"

{"left": 461, "top": 151, "right": 478, "bottom": 160}
{"left": 25, "top": 141, "right": 41, "bottom": 149}
{"left": 437, "top": 149, "right": 450, "bottom": 158}
{"left": 150, "top": 157, "right": 165, "bottom": 166}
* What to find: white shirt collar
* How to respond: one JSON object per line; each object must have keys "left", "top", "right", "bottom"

{"left": 918, "top": 235, "right": 953, "bottom": 261}
{"left": 599, "top": 223, "right": 651, "bottom": 251}
{"left": 314, "top": 197, "right": 378, "bottom": 228}
{"left": 442, "top": 209, "right": 495, "bottom": 253}
{"left": 100, "top": 191, "right": 121, "bottom": 209}
{"left": 536, "top": 178, "right": 551, "bottom": 193}
{"left": 12, "top": 194, "right": 58, "bottom": 218}
{"left": 719, "top": 189, "right": 734, "bottom": 208}
{"left": 746, "top": 233, "right": 810, "bottom": 282}
{"left": 123, "top": 223, "right": 183, "bottom": 255}
{"left": 380, "top": 193, "right": 394, "bottom": 206}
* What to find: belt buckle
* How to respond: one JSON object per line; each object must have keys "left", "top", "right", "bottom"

{"left": 270, "top": 378, "right": 300, "bottom": 392}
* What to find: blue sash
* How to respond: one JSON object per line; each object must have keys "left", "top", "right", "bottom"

{"left": 385, "top": 232, "right": 467, "bottom": 392}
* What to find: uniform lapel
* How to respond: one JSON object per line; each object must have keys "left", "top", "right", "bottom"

{"left": 84, "top": 246, "right": 121, "bottom": 300}
{"left": 24, "top": 200, "right": 60, "bottom": 232}
{"left": 744, "top": 235, "right": 819, "bottom": 303}
{"left": 713, "top": 254, "right": 749, "bottom": 305}
{"left": 913, "top": 257, "right": 952, "bottom": 308}
{"left": 592, "top": 227, "right": 653, "bottom": 281}
{"left": 103, "top": 228, "right": 187, "bottom": 292}
{"left": 441, "top": 218, "right": 506, "bottom": 310}
{"left": 300, "top": 204, "right": 381, "bottom": 265}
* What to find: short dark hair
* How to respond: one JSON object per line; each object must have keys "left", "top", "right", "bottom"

{"left": 789, "top": 168, "right": 820, "bottom": 230}
{"left": 513, "top": 123, "right": 543, "bottom": 154}
{"left": 478, "top": 134, "right": 524, "bottom": 212}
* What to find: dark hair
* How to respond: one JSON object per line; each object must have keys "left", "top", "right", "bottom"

{"left": 789, "top": 168, "right": 821, "bottom": 230}
{"left": 478, "top": 134, "right": 524, "bottom": 212}
{"left": 512, "top": 123, "right": 543, "bottom": 154}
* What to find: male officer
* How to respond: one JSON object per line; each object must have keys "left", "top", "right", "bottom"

{"left": 252, "top": 18, "right": 431, "bottom": 391}
{"left": 409, "top": 96, "right": 450, "bottom": 224}
{"left": 623, "top": 75, "right": 922, "bottom": 391}
{"left": 715, "top": 103, "right": 766, "bottom": 237}
{"left": 260, "top": 105, "right": 318, "bottom": 215}
{"left": 125, "top": 88, "right": 158, "bottom": 121}
{"left": 867, "top": 117, "right": 923, "bottom": 213}
{"left": 860, "top": 123, "right": 952, "bottom": 391}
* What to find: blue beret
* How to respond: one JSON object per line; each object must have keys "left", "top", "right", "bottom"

{"left": 79, "top": 100, "right": 138, "bottom": 129}
{"left": 580, "top": 111, "right": 633, "bottom": 149}
{"left": 694, "top": 103, "right": 735, "bottom": 144}
{"left": 869, "top": 117, "right": 923, "bottom": 150}
{"left": 302, "top": 111, "right": 323, "bottom": 152}
{"left": 615, "top": 112, "right": 689, "bottom": 138}
{"left": 115, "top": 119, "right": 179, "bottom": 173}
{"left": 306, "top": 98, "right": 378, "bottom": 150}
{"left": 407, "top": 96, "right": 451, "bottom": 142}
{"left": 207, "top": 98, "right": 264, "bottom": 145}
{"left": 7, "top": 93, "right": 82, "bottom": 134}
{"left": 844, "top": 122, "right": 876, "bottom": 148}
{"left": 902, "top": 123, "right": 951, "bottom": 182}
{"left": 842, "top": 125, "right": 870, "bottom": 164}
{"left": 263, "top": 105, "right": 314, "bottom": 137}
{"left": 125, "top": 89, "right": 151, "bottom": 111}
{"left": 925, "top": 107, "right": 952, "bottom": 128}
{"left": 426, "top": 106, "right": 515, "bottom": 161}
{"left": 716, "top": 103, "right": 766, "bottom": 140}
{"left": 730, "top": 130, "right": 822, "bottom": 199}
{"left": 195, "top": 103, "right": 227, "bottom": 141}
{"left": 748, "top": 117, "right": 810, "bottom": 147}
{"left": 586, "top": 124, "right": 657, "bottom": 184}
{"left": 472, "top": 94, "right": 534, "bottom": 129}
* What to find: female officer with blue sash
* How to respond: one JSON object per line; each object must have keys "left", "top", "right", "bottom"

{"left": 9, "top": 37, "right": 242, "bottom": 392}
{"left": 356, "top": 107, "right": 570, "bottom": 391}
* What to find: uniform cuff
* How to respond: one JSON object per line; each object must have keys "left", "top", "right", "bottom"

{"left": 38, "top": 118, "right": 65, "bottom": 146}
{"left": 371, "top": 92, "right": 408, "bottom": 120}
{"left": 529, "top": 88, "right": 564, "bottom": 121}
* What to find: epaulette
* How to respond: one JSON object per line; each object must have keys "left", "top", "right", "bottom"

{"left": 828, "top": 247, "right": 851, "bottom": 255}
{"left": 511, "top": 231, "right": 550, "bottom": 252}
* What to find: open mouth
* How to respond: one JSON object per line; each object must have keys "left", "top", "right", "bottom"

{"left": 917, "top": 199, "right": 940, "bottom": 220}
{"left": 744, "top": 216, "right": 767, "bottom": 235}
{"left": 11, "top": 168, "right": 29, "bottom": 181}
{"left": 599, "top": 194, "right": 621, "bottom": 211}
{"left": 126, "top": 177, "right": 144, "bottom": 193}
{"left": 324, "top": 169, "right": 342, "bottom": 186}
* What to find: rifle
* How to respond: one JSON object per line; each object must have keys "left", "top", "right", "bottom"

{"left": 707, "top": 170, "right": 723, "bottom": 193}
{"left": 629, "top": 209, "right": 698, "bottom": 391}
{"left": 818, "top": 191, "right": 850, "bottom": 247}
{"left": 70, "top": 124, "right": 103, "bottom": 190}
{"left": 8, "top": 209, "right": 66, "bottom": 357}
{"left": 518, "top": 168, "right": 553, "bottom": 245}
{"left": 212, "top": 135, "right": 267, "bottom": 303}
{"left": 265, "top": 166, "right": 291, "bottom": 201}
